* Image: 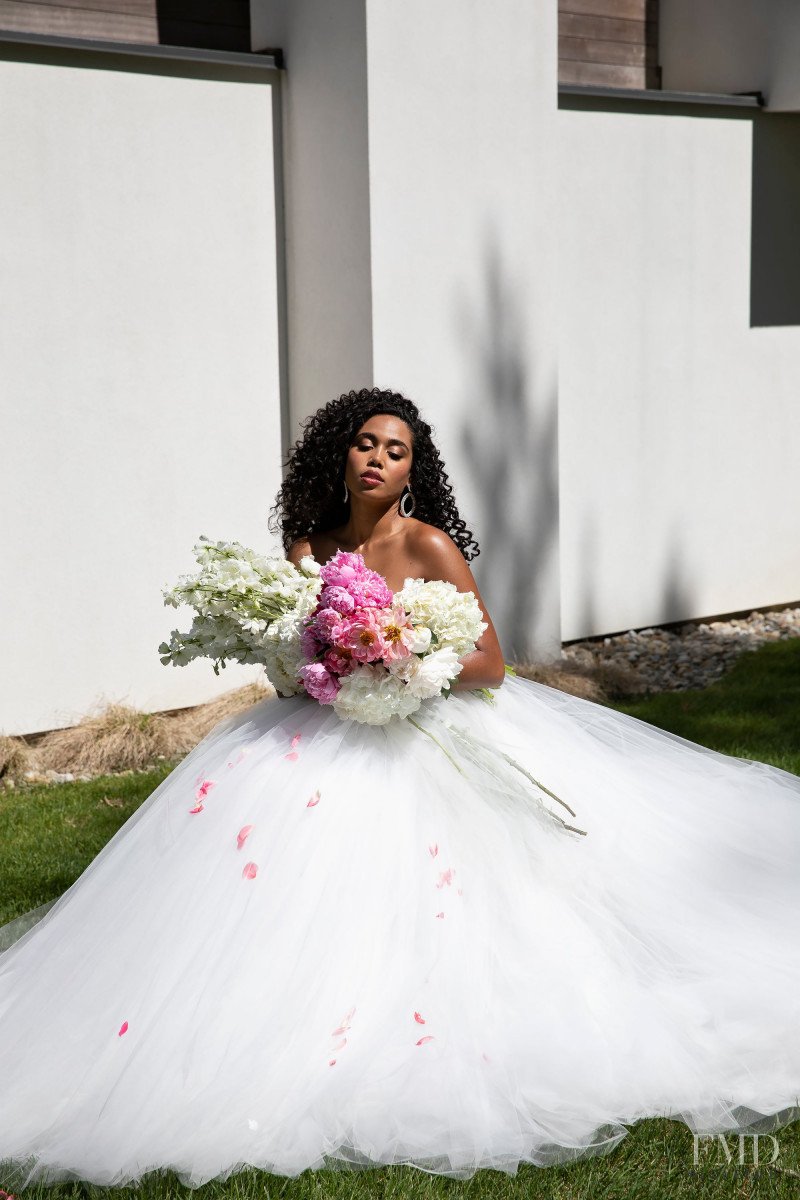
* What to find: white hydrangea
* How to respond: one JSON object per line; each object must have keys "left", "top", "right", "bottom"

{"left": 395, "top": 578, "right": 487, "bottom": 657}
{"left": 333, "top": 663, "right": 420, "bottom": 725}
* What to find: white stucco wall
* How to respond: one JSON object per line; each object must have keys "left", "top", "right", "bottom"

{"left": 253, "top": 0, "right": 562, "bottom": 660}
{"left": 0, "top": 54, "right": 283, "bottom": 735}
{"left": 364, "top": 1, "right": 561, "bottom": 661}
{"left": 252, "top": 0, "right": 374, "bottom": 433}
{"left": 558, "top": 103, "right": 800, "bottom": 641}
{"left": 660, "top": 0, "right": 800, "bottom": 111}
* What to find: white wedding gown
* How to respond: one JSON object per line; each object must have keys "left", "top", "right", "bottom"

{"left": 1, "top": 674, "right": 799, "bottom": 1188}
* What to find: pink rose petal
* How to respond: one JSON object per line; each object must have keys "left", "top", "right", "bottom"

{"left": 285, "top": 752, "right": 299, "bottom": 762}
{"left": 307, "top": 791, "right": 321, "bottom": 808}
{"left": 333, "top": 1004, "right": 356, "bottom": 1034}
{"left": 435, "top": 911, "right": 444, "bottom": 919}
{"left": 435, "top": 869, "right": 454, "bottom": 888}
{"left": 429, "top": 843, "right": 438, "bottom": 857}
{"left": 329, "top": 1059, "right": 336, "bottom": 1066}
{"left": 242, "top": 861, "right": 258, "bottom": 880}
{"left": 415, "top": 1036, "right": 435, "bottom": 1045}
{"left": 284, "top": 733, "right": 302, "bottom": 760}
{"left": 414, "top": 1012, "right": 425, "bottom": 1024}
{"left": 118, "top": 1021, "right": 128, "bottom": 1036}
{"left": 237, "top": 824, "right": 254, "bottom": 849}
{"left": 332, "top": 1037, "right": 347, "bottom": 1051}
{"left": 189, "top": 803, "right": 204, "bottom": 814}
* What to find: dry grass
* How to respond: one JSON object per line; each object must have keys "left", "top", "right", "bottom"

{"left": 0, "top": 734, "right": 35, "bottom": 781}
{"left": 3, "top": 661, "right": 638, "bottom": 782}
{"left": 23, "top": 680, "right": 274, "bottom": 778}
{"left": 512, "top": 656, "right": 644, "bottom": 703}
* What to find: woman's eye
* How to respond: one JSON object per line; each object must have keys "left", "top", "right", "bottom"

{"left": 389, "top": 453, "right": 402, "bottom": 461}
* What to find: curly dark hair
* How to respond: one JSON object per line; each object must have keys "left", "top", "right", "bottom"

{"left": 270, "top": 387, "right": 480, "bottom": 560}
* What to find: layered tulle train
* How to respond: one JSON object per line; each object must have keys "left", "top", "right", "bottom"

{"left": 1, "top": 675, "right": 799, "bottom": 1187}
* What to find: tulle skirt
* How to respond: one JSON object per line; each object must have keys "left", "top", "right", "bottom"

{"left": 1, "top": 675, "right": 799, "bottom": 1187}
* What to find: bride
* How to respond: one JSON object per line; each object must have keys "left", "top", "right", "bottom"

{"left": 1, "top": 386, "right": 799, "bottom": 1189}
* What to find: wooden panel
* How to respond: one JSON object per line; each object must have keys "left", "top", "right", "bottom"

{"left": 559, "top": 0, "right": 656, "bottom": 19}
{"left": 559, "top": 35, "right": 658, "bottom": 66}
{"left": 0, "top": 0, "right": 157, "bottom": 40}
{"left": 558, "top": 59, "right": 660, "bottom": 88}
{"left": 560, "top": 12, "right": 657, "bottom": 44}
{"left": 0, "top": 0, "right": 252, "bottom": 50}
{"left": 0, "top": 0, "right": 154, "bottom": 13}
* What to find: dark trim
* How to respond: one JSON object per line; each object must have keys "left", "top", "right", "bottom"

{"left": 559, "top": 83, "right": 763, "bottom": 108}
{"left": 0, "top": 27, "right": 281, "bottom": 69}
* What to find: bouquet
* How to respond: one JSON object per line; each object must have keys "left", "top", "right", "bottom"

{"left": 159, "top": 539, "right": 487, "bottom": 725}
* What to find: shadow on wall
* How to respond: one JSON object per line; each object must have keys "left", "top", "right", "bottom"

{"left": 457, "top": 241, "right": 559, "bottom": 661}
{"left": 751, "top": 113, "right": 800, "bottom": 327}
{"left": 569, "top": 514, "right": 698, "bottom": 642}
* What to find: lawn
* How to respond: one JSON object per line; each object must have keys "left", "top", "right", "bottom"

{"left": 2, "top": 640, "right": 799, "bottom": 1198}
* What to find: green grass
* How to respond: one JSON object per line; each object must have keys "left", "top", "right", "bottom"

{"left": 2, "top": 640, "right": 800, "bottom": 1197}
{"left": 609, "top": 638, "right": 800, "bottom": 775}
{"left": 0, "top": 764, "right": 176, "bottom": 927}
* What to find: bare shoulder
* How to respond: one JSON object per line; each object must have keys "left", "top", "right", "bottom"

{"left": 287, "top": 536, "right": 312, "bottom": 567}
{"left": 405, "top": 521, "right": 474, "bottom": 587}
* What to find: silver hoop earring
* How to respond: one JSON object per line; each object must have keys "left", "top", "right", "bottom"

{"left": 343, "top": 480, "right": 349, "bottom": 503}
{"left": 399, "top": 486, "right": 415, "bottom": 518}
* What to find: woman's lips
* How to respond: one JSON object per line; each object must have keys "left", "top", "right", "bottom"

{"left": 360, "top": 472, "right": 383, "bottom": 484}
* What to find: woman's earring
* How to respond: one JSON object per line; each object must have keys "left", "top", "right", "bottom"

{"left": 399, "top": 485, "right": 416, "bottom": 518}
{"left": 343, "top": 480, "right": 349, "bottom": 503}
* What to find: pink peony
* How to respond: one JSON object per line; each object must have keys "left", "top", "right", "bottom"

{"left": 314, "top": 606, "right": 346, "bottom": 644}
{"left": 341, "top": 610, "right": 387, "bottom": 662}
{"left": 347, "top": 577, "right": 393, "bottom": 608}
{"left": 324, "top": 647, "right": 355, "bottom": 675}
{"left": 319, "top": 585, "right": 356, "bottom": 615}
{"left": 320, "top": 551, "right": 368, "bottom": 588}
{"left": 300, "top": 661, "right": 342, "bottom": 703}
{"left": 300, "top": 624, "right": 322, "bottom": 659}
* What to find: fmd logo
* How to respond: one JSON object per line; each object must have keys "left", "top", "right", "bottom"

{"left": 691, "top": 1134, "right": 782, "bottom": 1180}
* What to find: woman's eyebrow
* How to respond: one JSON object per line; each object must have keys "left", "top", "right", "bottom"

{"left": 355, "top": 432, "right": 410, "bottom": 451}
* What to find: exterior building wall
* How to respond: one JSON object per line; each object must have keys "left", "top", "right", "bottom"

{"left": 660, "top": 0, "right": 800, "bottom": 111}
{"left": 557, "top": 99, "right": 800, "bottom": 641}
{"left": 253, "top": 0, "right": 563, "bottom": 662}
{"left": 0, "top": 49, "right": 282, "bottom": 734}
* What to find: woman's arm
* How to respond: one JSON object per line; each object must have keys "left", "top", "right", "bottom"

{"left": 287, "top": 537, "right": 312, "bottom": 568}
{"left": 414, "top": 527, "right": 506, "bottom": 691}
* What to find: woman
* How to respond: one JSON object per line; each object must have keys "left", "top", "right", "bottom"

{"left": 1, "top": 387, "right": 799, "bottom": 1189}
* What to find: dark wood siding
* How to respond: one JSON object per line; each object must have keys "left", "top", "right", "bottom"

{"left": 559, "top": 0, "right": 660, "bottom": 90}
{"left": 0, "top": 0, "right": 251, "bottom": 51}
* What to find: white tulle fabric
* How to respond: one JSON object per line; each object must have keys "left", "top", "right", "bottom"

{"left": 1, "top": 675, "right": 800, "bottom": 1188}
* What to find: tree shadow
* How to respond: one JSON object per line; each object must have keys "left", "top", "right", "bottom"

{"left": 456, "top": 240, "right": 559, "bottom": 661}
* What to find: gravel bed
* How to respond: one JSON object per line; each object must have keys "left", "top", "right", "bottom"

{"left": 563, "top": 606, "right": 800, "bottom": 693}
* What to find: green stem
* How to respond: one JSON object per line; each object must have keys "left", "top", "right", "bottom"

{"left": 407, "top": 718, "right": 466, "bottom": 776}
